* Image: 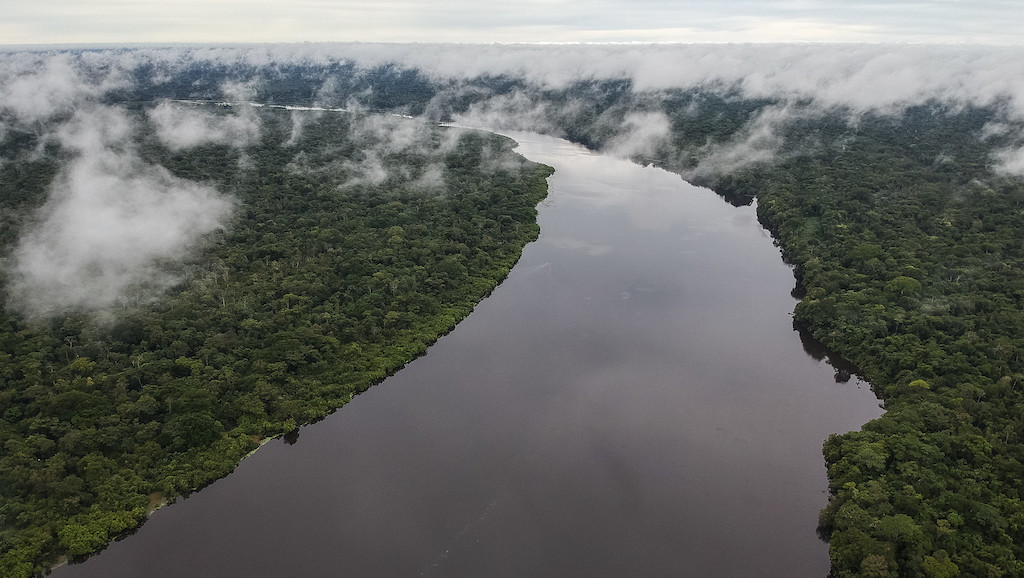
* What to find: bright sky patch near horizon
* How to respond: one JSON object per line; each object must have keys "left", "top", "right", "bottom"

{"left": 1, "top": 0, "right": 1022, "bottom": 46}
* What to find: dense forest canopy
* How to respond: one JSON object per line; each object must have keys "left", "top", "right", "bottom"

{"left": 0, "top": 75, "right": 552, "bottom": 576}
{"left": 3, "top": 44, "right": 1024, "bottom": 576}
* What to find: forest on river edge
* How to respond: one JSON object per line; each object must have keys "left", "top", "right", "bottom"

{"left": 674, "top": 100, "right": 1024, "bottom": 578}
{"left": 571, "top": 92, "right": 1024, "bottom": 578}
{"left": 0, "top": 104, "right": 551, "bottom": 576}
{"left": 554, "top": 85, "right": 1024, "bottom": 577}
{"left": 3, "top": 57, "right": 1024, "bottom": 577}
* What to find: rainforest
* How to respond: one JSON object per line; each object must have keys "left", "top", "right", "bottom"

{"left": 2, "top": 45, "right": 1024, "bottom": 577}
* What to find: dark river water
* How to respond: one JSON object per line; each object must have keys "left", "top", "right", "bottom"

{"left": 58, "top": 132, "right": 883, "bottom": 577}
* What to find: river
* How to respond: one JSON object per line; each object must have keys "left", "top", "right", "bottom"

{"left": 58, "top": 131, "right": 883, "bottom": 577}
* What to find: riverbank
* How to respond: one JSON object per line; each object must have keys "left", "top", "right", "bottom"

{"left": 57, "top": 131, "right": 881, "bottom": 578}
{"left": 0, "top": 113, "right": 552, "bottom": 577}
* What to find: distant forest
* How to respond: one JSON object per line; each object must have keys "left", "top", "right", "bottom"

{"left": 3, "top": 56, "right": 1024, "bottom": 577}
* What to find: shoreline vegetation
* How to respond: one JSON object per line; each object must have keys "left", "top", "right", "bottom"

{"left": 4, "top": 51, "right": 1024, "bottom": 576}
{"left": 611, "top": 105, "right": 1024, "bottom": 577}
{"left": 0, "top": 107, "right": 552, "bottom": 576}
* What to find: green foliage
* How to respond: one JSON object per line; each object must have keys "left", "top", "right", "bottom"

{"left": 6, "top": 64, "right": 1024, "bottom": 576}
{"left": 542, "top": 84, "right": 1024, "bottom": 576}
{"left": 681, "top": 103, "right": 1024, "bottom": 576}
{"left": 0, "top": 107, "right": 551, "bottom": 572}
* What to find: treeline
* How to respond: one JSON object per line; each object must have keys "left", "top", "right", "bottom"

{"left": 424, "top": 69, "right": 1024, "bottom": 575}
{"left": 0, "top": 107, "right": 551, "bottom": 576}
{"left": 6, "top": 57, "right": 1024, "bottom": 575}
{"left": 752, "top": 107, "right": 1024, "bottom": 578}
{"left": 639, "top": 97, "right": 1024, "bottom": 576}
{"left": 445, "top": 75, "right": 1024, "bottom": 575}
{"left": 260, "top": 66, "right": 1024, "bottom": 574}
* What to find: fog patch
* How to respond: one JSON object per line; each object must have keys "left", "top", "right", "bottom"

{"left": 453, "top": 91, "right": 563, "bottom": 135}
{"left": 0, "top": 52, "right": 126, "bottom": 123}
{"left": 992, "top": 146, "right": 1024, "bottom": 177}
{"left": 689, "top": 105, "right": 794, "bottom": 178}
{"left": 341, "top": 149, "right": 390, "bottom": 187}
{"left": 979, "top": 118, "right": 1024, "bottom": 176}
{"left": 285, "top": 108, "right": 318, "bottom": 146}
{"left": 148, "top": 100, "right": 260, "bottom": 151}
{"left": 605, "top": 111, "right": 672, "bottom": 160}
{"left": 411, "top": 162, "right": 446, "bottom": 191}
{"left": 336, "top": 114, "right": 458, "bottom": 190}
{"left": 7, "top": 106, "right": 234, "bottom": 318}
{"left": 352, "top": 113, "right": 426, "bottom": 153}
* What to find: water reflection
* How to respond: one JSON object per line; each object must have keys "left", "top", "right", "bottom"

{"left": 794, "top": 321, "right": 865, "bottom": 385}
{"left": 281, "top": 429, "right": 300, "bottom": 446}
{"left": 59, "top": 132, "right": 882, "bottom": 578}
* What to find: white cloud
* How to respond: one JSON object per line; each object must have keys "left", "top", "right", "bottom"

{"left": 453, "top": 91, "right": 564, "bottom": 134}
{"left": 993, "top": 146, "right": 1024, "bottom": 176}
{"left": 605, "top": 111, "right": 672, "bottom": 159}
{"left": 5, "top": 103, "right": 235, "bottom": 317}
{"left": 91, "top": 43, "right": 1024, "bottom": 117}
{"left": 6, "top": 42, "right": 1024, "bottom": 315}
{"left": 690, "top": 105, "right": 795, "bottom": 177}
{"left": 0, "top": 52, "right": 126, "bottom": 122}
{"left": 148, "top": 101, "right": 260, "bottom": 151}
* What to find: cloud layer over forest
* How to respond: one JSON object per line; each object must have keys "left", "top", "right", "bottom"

{"left": 0, "top": 53, "right": 242, "bottom": 318}
{"left": 2, "top": 43, "right": 1024, "bottom": 315}
{"left": 6, "top": 104, "right": 234, "bottom": 318}
{"left": 87, "top": 43, "right": 1024, "bottom": 172}
{"left": 54, "top": 43, "right": 1024, "bottom": 113}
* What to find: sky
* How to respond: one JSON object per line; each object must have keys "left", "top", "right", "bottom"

{"left": 2, "top": 0, "right": 1023, "bottom": 46}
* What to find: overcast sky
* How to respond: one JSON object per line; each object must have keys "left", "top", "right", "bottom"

{"left": 1, "top": 0, "right": 1022, "bottom": 46}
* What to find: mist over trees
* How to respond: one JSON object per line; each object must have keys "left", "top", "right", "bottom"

{"left": 0, "top": 69, "right": 551, "bottom": 575}
{"left": 3, "top": 45, "right": 1024, "bottom": 576}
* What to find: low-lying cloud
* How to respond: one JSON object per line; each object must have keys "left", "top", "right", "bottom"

{"left": 331, "top": 112, "right": 463, "bottom": 190}
{"left": 688, "top": 104, "right": 797, "bottom": 178}
{"left": 4, "top": 43, "right": 1024, "bottom": 317}
{"left": 8, "top": 105, "right": 233, "bottom": 317}
{"left": 149, "top": 100, "right": 260, "bottom": 151}
{"left": 10, "top": 44, "right": 1024, "bottom": 117}
{"left": 453, "top": 91, "right": 564, "bottom": 136}
{"left": 604, "top": 111, "right": 672, "bottom": 160}
{"left": 0, "top": 52, "right": 125, "bottom": 123}
{"left": 993, "top": 147, "right": 1024, "bottom": 176}
{"left": 111, "top": 43, "right": 1024, "bottom": 114}
{"left": 0, "top": 50, "right": 241, "bottom": 318}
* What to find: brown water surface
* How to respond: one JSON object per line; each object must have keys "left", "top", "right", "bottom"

{"left": 58, "top": 131, "right": 883, "bottom": 577}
